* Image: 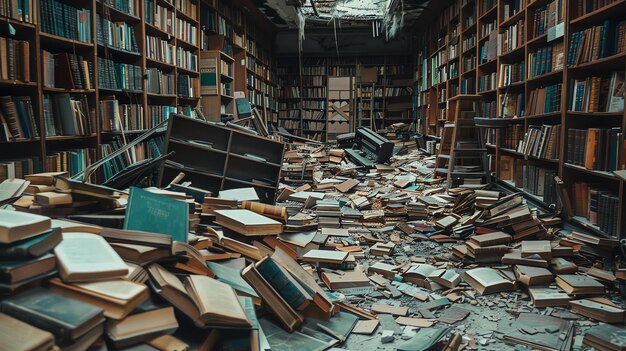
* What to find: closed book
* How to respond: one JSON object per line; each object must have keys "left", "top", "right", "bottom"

{"left": 583, "top": 323, "right": 626, "bottom": 351}
{"left": 514, "top": 265, "right": 553, "bottom": 286}
{"left": 321, "top": 270, "right": 371, "bottom": 291}
{"left": 106, "top": 307, "right": 178, "bottom": 349}
{"left": 469, "top": 231, "right": 512, "bottom": 247}
{"left": 0, "top": 227, "right": 61, "bottom": 261}
{"left": 241, "top": 262, "right": 303, "bottom": 332}
{"left": 255, "top": 256, "right": 312, "bottom": 311}
{"left": 570, "top": 298, "right": 625, "bottom": 323}
{"left": 528, "top": 286, "right": 572, "bottom": 308}
{"left": 0, "top": 253, "right": 56, "bottom": 285}
{"left": 54, "top": 232, "right": 128, "bottom": 282}
{"left": 0, "top": 210, "right": 51, "bottom": 244}
{"left": 0, "top": 287, "right": 104, "bottom": 342}
{"left": 555, "top": 274, "right": 605, "bottom": 295}
{"left": 0, "top": 312, "right": 55, "bottom": 351}
{"left": 214, "top": 209, "right": 282, "bottom": 236}
{"left": 124, "top": 187, "right": 189, "bottom": 243}
{"left": 34, "top": 191, "right": 73, "bottom": 205}
{"left": 463, "top": 267, "right": 515, "bottom": 295}
{"left": 48, "top": 278, "right": 149, "bottom": 320}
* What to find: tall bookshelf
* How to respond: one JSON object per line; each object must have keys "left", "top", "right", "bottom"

{"left": 277, "top": 54, "right": 414, "bottom": 142}
{"left": 0, "top": 0, "right": 279, "bottom": 184}
{"left": 199, "top": 0, "right": 277, "bottom": 124}
{"left": 414, "top": 0, "right": 626, "bottom": 238}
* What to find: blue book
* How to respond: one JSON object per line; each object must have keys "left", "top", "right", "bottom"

{"left": 124, "top": 187, "right": 189, "bottom": 243}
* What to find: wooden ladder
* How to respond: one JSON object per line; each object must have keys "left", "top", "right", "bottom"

{"left": 434, "top": 95, "right": 489, "bottom": 188}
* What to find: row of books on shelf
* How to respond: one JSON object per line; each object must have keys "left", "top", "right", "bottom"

{"left": 101, "top": 136, "right": 164, "bottom": 182}
{"left": 567, "top": 20, "right": 626, "bottom": 67}
{"left": 301, "top": 88, "right": 326, "bottom": 98}
{"left": 0, "top": 157, "right": 41, "bottom": 182}
{"left": 302, "top": 121, "right": 325, "bottom": 130}
{"left": 461, "top": 77, "right": 475, "bottom": 94}
{"left": 177, "top": 75, "right": 199, "bottom": 98}
{"left": 578, "top": 0, "right": 622, "bottom": 16}
{"left": 302, "top": 66, "right": 327, "bottom": 76}
{"left": 572, "top": 181, "right": 619, "bottom": 236}
{"left": 479, "top": 72, "right": 496, "bottom": 92}
{"left": 98, "top": 58, "right": 142, "bottom": 91}
{"left": 0, "top": 37, "right": 30, "bottom": 82}
{"left": 101, "top": 0, "right": 139, "bottom": 17}
{"left": 0, "top": 96, "right": 38, "bottom": 141}
{"left": 146, "top": 35, "right": 175, "bottom": 64}
{"left": 96, "top": 15, "right": 139, "bottom": 53}
{"left": 176, "top": 0, "right": 198, "bottom": 19}
{"left": 303, "top": 110, "right": 324, "bottom": 120}
{"left": 220, "top": 82, "right": 232, "bottom": 96}
{"left": 500, "top": 92, "right": 525, "bottom": 118}
{"left": 43, "top": 94, "right": 94, "bottom": 137}
{"left": 301, "top": 76, "right": 325, "bottom": 86}
{"left": 147, "top": 105, "right": 177, "bottom": 126}
{"left": 279, "top": 110, "right": 299, "bottom": 119}
{"left": 462, "top": 33, "right": 476, "bottom": 53}
{"left": 0, "top": 0, "right": 35, "bottom": 23}
{"left": 526, "top": 84, "right": 561, "bottom": 115}
{"left": 567, "top": 128, "right": 622, "bottom": 172}
{"left": 570, "top": 72, "right": 624, "bottom": 112}
{"left": 479, "top": 33, "right": 498, "bottom": 64}
{"left": 329, "top": 67, "right": 356, "bottom": 76}
{"left": 280, "top": 120, "right": 299, "bottom": 129}
{"left": 502, "top": 0, "right": 524, "bottom": 20}
{"left": 531, "top": 0, "right": 564, "bottom": 38}
{"left": 145, "top": 0, "right": 175, "bottom": 35}
{"left": 42, "top": 51, "right": 94, "bottom": 90}
{"left": 280, "top": 87, "right": 299, "bottom": 99}
{"left": 499, "top": 158, "right": 558, "bottom": 206}
{"left": 176, "top": 47, "right": 198, "bottom": 71}
{"left": 449, "top": 62, "right": 459, "bottom": 79}
{"left": 45, "top": 148, "right": 96, "bottom": 177}
{"left": 40, "top": 0, "right": 91, "bottom": 43}
{"left": 518, "top": 124, "right": 561, "bottom": 160}
{"left": 221, "top": 59, "right": 233, "bottom": 77}
{"left": 302, "top": 101, "right": 325, "bottom": 109}
{"left": 99, "top": 100, "right": 144, "bottom": 132}
{"left": 385, "top": 87, "right": 412, "bottom": 97}
{"left": 499, "top": 62, "right": 525, "bottom": 87}
{"left": 528, "top": 42, "right": 564, "bottom": 78}
{"left": 176, "top": 17, "right": 198, "bottom": 46}
{"left": 501, "top": 124, "right": 524, "bottom": 149}
{"left": 480, "top": 19, "right": 497, "bottom": 40}
{"left": 462, "top": 54, "right": 476, "bottom": 72}
{"left": 146, "top": 68, "right": 175, "bottom": 95}
{"left": 498, "top": 20, "right": 524, "bottom": 55}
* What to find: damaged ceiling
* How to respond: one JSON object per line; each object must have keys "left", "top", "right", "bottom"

{"left": 255, "top": 0, "right": 432, "bottom": 39}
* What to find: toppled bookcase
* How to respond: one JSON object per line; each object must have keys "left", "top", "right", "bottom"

{"left": 159, "top": 114, "right": 284, "bottom": 203}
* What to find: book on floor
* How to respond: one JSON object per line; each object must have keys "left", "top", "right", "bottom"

{"left": 0, "top": 312, "right": 55, "bottom": 351}
{"left": 0, "top": 227, "right": 61, "bottom": 261}
{"left": 105, "top": 307, "right": 178, "bottom": 349}
{"left": 555, "top": 274, "right": 605, "bottom": 295}
{"left": 463, "top": 267, "right": 515, "bottom": 295}
{"left": 527, "top": 286, "right": 573, "bottom": 308}
{"left": 570, "top": 298, "right": 625, "bottom": 323}
{"left": 0, "top": 287, "right": 104, "bottom": 342}
{"left": 54, "top": 232, "right": 129, "bottom": 282}
{"left": 147, "top": 264, "right": 251, "bottom": 328}
{"left": 583, "top": 323, "right": 626, "bottom": 351}
{"left": 214, "top": 209, "right": 283, "bottom": 236}
{"left": 48, "top": 278, "right": 149, "bottom": 320}
{"left": 125, "top": 187, "right": 189, "bottom": 243}
{"left": 514, "top": 265, "right": 553, "bottom": 286}
{"left": 0, "top": 210, "right": 51, "bottom": 244}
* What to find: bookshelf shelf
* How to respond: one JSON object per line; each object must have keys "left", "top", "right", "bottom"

{"left": 42, "top": 88, "right": 97, "bottom": 94}
{"left": 415, "top": 0, "right": 626, "bottom": 238}
{"left": 0, "top": 80, "right": 37, "bottom": 87}
{"left": 46, "top": 135, "right": 98, "bottom": 141}
{"left": 0, "top": 17, "right": 37, "bottom": 30}
{"left": 564, "top": 163, "right": 619, "bottom": 180}
{"left": 39, "top": 32, "right": 94, "bottom": 48}
{"left": 97, "top": 44, "right": 142, "bottom": 58}
{"left": 570, "top": 0, "right": 626, "bottom": 26}
{"left": 145, "top": 23, "right": 174, "bottom": 39}
{"left": 95, "top": 1, "right": 141, "bottom": 22}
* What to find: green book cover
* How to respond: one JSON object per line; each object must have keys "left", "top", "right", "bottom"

{"left": 124, "top": 187, "right": 189, "bottom": 243}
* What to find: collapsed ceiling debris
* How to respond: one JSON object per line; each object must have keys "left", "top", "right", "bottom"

{"left": 257, "top": 0, "right": 431, "bottom": 39}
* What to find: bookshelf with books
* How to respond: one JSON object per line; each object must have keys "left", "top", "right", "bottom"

{"left": 277, "top": 57, "right": 302, "bottom": 135}
{"left": 414, "top": 0, "right": 626, "bottom": 238}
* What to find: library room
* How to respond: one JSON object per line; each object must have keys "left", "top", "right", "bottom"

{"left": 1, "top": 0, "right": 626, "bottom": 349}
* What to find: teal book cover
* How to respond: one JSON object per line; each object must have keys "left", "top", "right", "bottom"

{"left": 124, "top": 187, "right": 189, "bottom": 243}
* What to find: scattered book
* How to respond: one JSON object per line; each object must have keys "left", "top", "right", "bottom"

{"left": 528, "top": 286, "right": 573, "bottom": 308}
{"left": 0, "top": 227, "right": 61, "bottom": 261}
{"left": 302, "top": 250, "right": 348, "bottom": 264}
{"left": 321, "top": 270, "right": 371, "bottom": 291}
{"left": 570, "top": 298, "right": 625, "bottom": 323}
{"left": 0, "top": 287, "right": 104, "bottom": 342}
{"left": 463, "top": 267, "right": 515, "bottom": 295}
{"left": 214, "top": 209, "right": 282, "bottom": 236}
{"left": 54, "top": 232, "right": 129, "bottom": 282}
{"left": 0, "top": 253, "right": 56, "bottom": 285}
{"left": 125, "top": 187, "right": 189, "bottom": 243}
{"left": 0, "top": 312, "right": 54, "bottom": 351}
{"left": 555, "top": 274, "right": 605, "bottom": 295}
{"left": 0, "top": 210, "right": 51, "bottom": 244}
{"left": 583, "top": 323, "right": 626, "bottom": 351}
{"left": 514, "top": 265, "right": 553, "bottom": 286}
{"left": 48, "top": 278, "right": 149, "bottom": 320}
{"left": 105, "top": 307, "right": 178, "bottom": 348}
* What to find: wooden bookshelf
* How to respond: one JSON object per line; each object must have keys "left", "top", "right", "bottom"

{"left": 414, "top": 0, "right": 626, "bottom": 238}
{"left": 277, "top": 54, "right": 413, "bottom": 142}
{"left": 0, "top": 0, "right": 278, "bottom": 183}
